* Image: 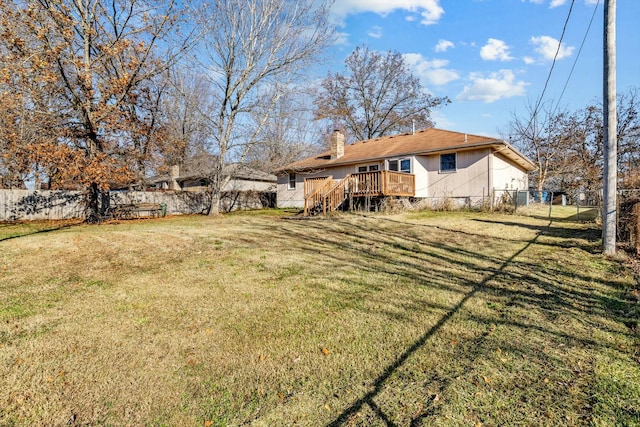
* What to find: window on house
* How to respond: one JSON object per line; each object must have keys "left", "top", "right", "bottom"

{"left": 358, "top": 164, "right": 379, "bottom": 172}
{"left": 400, "top": 159, "right": 410, "bottom": 173}
{"left": 440, "top": 153, "right": 457, "bottom": 172}
{"left": 388, "top": 158, "right": 411, "bottom": 174}
{"left": 288, "top": 173, "right": 296, "bottom": 189}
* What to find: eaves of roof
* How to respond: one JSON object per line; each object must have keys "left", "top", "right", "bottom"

{"left": 147, "top": 165, "right": 277, "bottom": 185}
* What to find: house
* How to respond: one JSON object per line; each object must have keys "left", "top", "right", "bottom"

{"left": 148, "top": 163, "right": 277, "bottom": 211}
{"left": 275, "top": 128, "right": 536, "bottom": 214}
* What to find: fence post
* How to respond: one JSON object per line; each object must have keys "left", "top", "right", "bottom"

{"left": 491, "top": 188, "right": 494, "bottom": 210}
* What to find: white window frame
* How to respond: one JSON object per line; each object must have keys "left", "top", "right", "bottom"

{"left": 288, "top": 172, "right": 296, "bottom": 190}
{"left": 387, "top": 157, "right": 412, "bottom": 174}
{"left": 439, "top": 153, "right": 457, "bottom": 173}
{"left": 357, "top": 164, "right": 380, "bottom": 173}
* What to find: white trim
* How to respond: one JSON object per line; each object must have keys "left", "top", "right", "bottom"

{"left": 356, "top": 163, "right": 380, "bottom": 173}
{"left": 439, "top": 153, "right": 457, "bottom": 173}
{"left": 387, "top": 157, "right": 412, "bottom": 174}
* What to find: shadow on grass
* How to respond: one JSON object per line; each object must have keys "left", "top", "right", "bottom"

{"left": 0, "top": 221, "right": 80, "bottom": 242}
{"left": 523, "top": 207, "right": 600, "bottom": 223}
{"left": 366, "top": 213, "right": 601, "bottom": 253}
{"left": 323, "top": 223, "right": 546, "bottom": 426}
{"left": 265, "top": 213, "right": 634, "bottom": 425}
{"left": 472, "top": 218, "right": 601, "bottom": 242}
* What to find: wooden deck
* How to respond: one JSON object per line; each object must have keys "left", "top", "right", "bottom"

{"left": 349, "top": 171, "right": 415, "bottom": 197}
{"left": 304, "top": 171, "right": 415, "bottom": 215}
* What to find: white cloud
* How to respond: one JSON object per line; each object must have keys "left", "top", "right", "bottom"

{"left": 480, "top": 38, "right": 513, "bottom": 61}
{"left": 523, "top": 56, "right": 535, "bottom": 64}
{"left": 435, "top": 39, "right": 454, "bottom": 52}
{"left": 419, "top": 3, "right": 444, "bottom": 25}
{"left": 403, "top": 53, "right": 460, "bottom": 86}
{"left": 335, "top": 32, "right": 350, "bottom": 45}
{"left": 584, "top": 0, "right": 599, "bottom": 4}
{"left": 367, "top": 26, "right": 383, "bottom": 39}
{"left": 550, "top": 0, "right": 567, "bottom": 7}
{"left": 530, "top": 35, "right": 574, "bottom": 60}
{"left": 405, "top": 15, "right": 417, "bottom": 22}
{"left": 457, "top": 70, "right": 528, "bottom": 103}
{"left": 331, "top": 0, "right": 444, "bottom": 26}
{"left": 430, "top": 110, "right": 455, "bottom": 129}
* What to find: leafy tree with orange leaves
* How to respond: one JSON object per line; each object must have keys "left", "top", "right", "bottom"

{"left": 0, "top": 0, "right": 191, "bottom": 216}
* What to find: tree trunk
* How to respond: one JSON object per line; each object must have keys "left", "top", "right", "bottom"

{"left": 537, "top": 180, "right": 544, "bottom": 204}
{"left": 208, "top": 191, "right": 220, "bottom": 216}
{"left": 86, "top": 182, "right": 100, "bottom": 220}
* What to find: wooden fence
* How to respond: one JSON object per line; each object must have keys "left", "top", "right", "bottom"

{"left": 0, "top": 190, "right": 212, "bottom": 221}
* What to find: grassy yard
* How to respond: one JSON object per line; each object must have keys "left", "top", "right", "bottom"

{"left": 1, "top": 209, "right": 638, "bottom": 426}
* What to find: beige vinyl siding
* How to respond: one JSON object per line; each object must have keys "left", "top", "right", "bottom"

{"left": 425, "top": 148, "right": 491, "bottom": 198}
{"left": 491, "top": 152, "right": 529, "bottom": 190}
{"left": 413, "top": 156, "right": 430, "bottom": 198}
{"left": 277, "top": 174, "right": 305, "bottom": 207}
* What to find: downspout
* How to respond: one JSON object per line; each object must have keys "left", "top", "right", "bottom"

{"left": 488, "top": 149, "right": 493, "bottom": 206}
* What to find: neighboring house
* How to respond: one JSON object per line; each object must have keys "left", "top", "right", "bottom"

{"left": 148, "top": 163, "right": 277, "bottom": 211}
{"left": 275, "top": 128, "right": 536, "bottom": 214}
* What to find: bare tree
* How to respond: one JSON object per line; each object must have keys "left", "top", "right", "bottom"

{"left": 508, "top": 88, "right": 639, "bottom": 199}
{"left": 508, "top": 101, "right": 573, "bottom": 201}
{"left": 314, "top": 45, "right": 449, "bottom": 142}
{"left": 153, "top": 70, "right": 216, "bottom": 173}
{"left": 563, "top": 90, "right": 639, "bottom": 192}
{"left": 557, "top": 106, "right": 603, "bottom": 196}
{"left": 191, "top": 0, "right": 335, "bottom": 215}
{"left": 615, "top": 87, "right": 640, "bottom": 188}
{"left": 245, "top": 86, "right": 324, "bottom": 172}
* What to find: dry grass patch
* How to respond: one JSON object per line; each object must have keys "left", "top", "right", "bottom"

{"left": 1, "top": 211, "right": 638, "bottom": 426}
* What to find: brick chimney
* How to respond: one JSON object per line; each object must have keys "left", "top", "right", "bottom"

{"left": 169, "top": 165, "right": 181, "bottom": 190}
{"left": 330, "top": 130, "right": 345, "bottom": 160}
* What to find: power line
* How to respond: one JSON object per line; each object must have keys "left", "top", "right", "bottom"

{"left": 553, "top": 0, "right": 601, "bottom": 114}
{"left": 531, "top": 0, "right": 576, "bottom": 120}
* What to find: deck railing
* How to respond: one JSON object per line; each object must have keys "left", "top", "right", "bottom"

{"left": 381, "top": 171, "right": 415, "bottom": 196}
{"left": 322, "top": 176, "right": 351, "bottom": 214}
{"left": 303, "top": 170, "right": 415, "bottom": 215}
{"left": 349, "top": 171, "right": 414, "bottom": 197}
{"left": 350, "top": 171, "right": 380, "bottom": 194}
{"left": 303, "top": 176, "right": 333, "bottom": 216}
{"left": 304, "top": 176, "right": 332, "bottom": 198}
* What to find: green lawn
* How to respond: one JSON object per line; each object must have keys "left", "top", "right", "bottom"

{"left": 0, "top": 210, "right": 638, "bottom": 426}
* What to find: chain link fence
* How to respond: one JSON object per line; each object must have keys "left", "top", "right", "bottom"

{"left": 493, "top": 188, "right": 640, "bottom": 253}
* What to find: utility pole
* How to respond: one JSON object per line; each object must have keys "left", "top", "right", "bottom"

{"left": 602, "top": 0, "right": 617, "bottom": 255}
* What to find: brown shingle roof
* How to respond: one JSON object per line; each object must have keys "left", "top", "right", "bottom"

{"left": 276, "top": 128, "right": 536, "bottom": 173}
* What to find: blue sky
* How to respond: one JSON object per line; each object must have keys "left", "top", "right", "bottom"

{"left": 320, "top": 0, "right": 639, "bottom": 139}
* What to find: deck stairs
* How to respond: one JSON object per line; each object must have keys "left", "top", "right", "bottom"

{"left": 304, "top": 175, "right": 352, "bottom": 216}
